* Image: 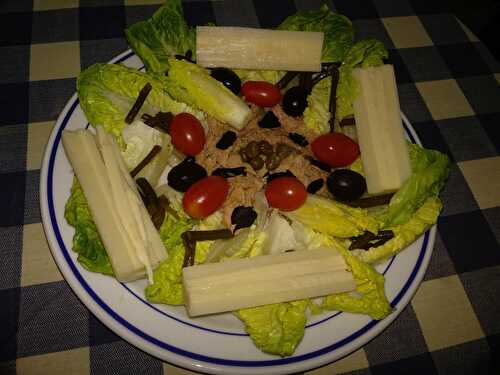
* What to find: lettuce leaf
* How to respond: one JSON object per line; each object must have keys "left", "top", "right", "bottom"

{"left": 165, "top": 58, "right": 252, "bottom": 129}
{"left": 379, "top": 144, "right": 450, "bottom": 227}
{"left": 237, "top": 300, "right": 309, "bottom": 357}
{"left": 64, "top": 178, "right": 113, "bottom": 275}
{"left": 283, "top": 195, "right": 380, "bottom": 238}
{"left": 303, "top": 76, "right": 332, "bottom": 134}
{"left": 125, "top": 0, "right": 195, "bottom": 74}
{"left": 277, "top": 4, "right": 354, "bottom": 63}
{"left": 322, "top": 243, "right": 392, "bottom": 320}
{"left": 236, "top": 238, "right": 392, "bottom": 356}
{"left": 356, "top": 196, "right": 442, "bottom": 264}
{"left": 77, "top": 63, "right": 202, "bottom": 142}
{"left": 233, "top": 69, "right": 284, "bottom": 85}
{"left": 336, "top": 38, "right": 388, "bottom": 123}
{"left": 205, "top": 226, "right": 267, "bottom": 262}
{"left": 144, "top": 214, "right": 194, "bottom": 305}
{"left": 303, "top": 38, "right": 387, "bottom": 133}
{"left": 145, "top": 243, "right": 185, "bottom": 305}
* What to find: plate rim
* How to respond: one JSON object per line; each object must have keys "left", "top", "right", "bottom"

{"left": 39, "top": 49, "right": 436, "bottom": 374}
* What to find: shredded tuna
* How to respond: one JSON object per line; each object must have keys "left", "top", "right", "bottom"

{"left": 195, "top": 105, "right": 330, "bottom": 229}
{"left": 271, "top": 105, "right": 319, "bottom": 143}
{"left": 277, "top": 154, "right": 328, "bottom": 196}
{"left": 223, "top": 175, "right": 264, "bottom": 228}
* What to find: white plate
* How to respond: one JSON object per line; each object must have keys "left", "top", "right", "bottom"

{"left": 40, "top": 50, "right": 436, "bottom": 375}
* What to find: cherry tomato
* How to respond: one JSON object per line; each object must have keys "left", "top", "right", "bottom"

{"left": 183, "top": 176, "right": 229, "bottom": 219}
{"left": 170, "top": 112, "right": 206, "bottom": 156}
{"left": 241, "top": 81, "right": 282, "bottom": 107}
{"left": 265, "top": 177, "right": 307, "bottom": 211}
{"left": 311, "top": 133, "right": 360, "bottom": 168}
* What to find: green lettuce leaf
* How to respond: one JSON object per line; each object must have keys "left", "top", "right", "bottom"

{"left": 145, "top": 243, "right": 185, "bottom": 305}
{"left": 357, "top": 196, "right": 442, "bottom": 264}
{"left": 283, "top": 195, "right": 380, "bottom": 238}
{"left": 303, "top": 39, "right": 387, "bottom": 133}
{"left": 165, "top": 58, "right": 252, "bottom": 129}
{"left": 144, "top": 214, "right": 194, "bottom": 305}
{"left": 379, "top": 144, "right": 450, "bottom": 227}
{"left": 336, "top": 38, "right": 388, "bottom": 122}
{"left": 125, "top": 0, "right": 195, "bottom": 73}
{"left": 77, "top": 63, "right": 201, "bottom": 142}
{"left": 322, "top": 244, "right": 392, "bottom": 320}
{"left": 233, "top": 69, "right": 284, "bottom": 85}
{"left": 303, "top": 76, "right": 332, "bottom": 134}
{"left": 277, "top": 4, "right": 354, "bottom": 63}
{"left": 205, "top": 226, "right": 267, "bottom": 262}
{"left": 64, "top": 178, "right": 113, "bottom": 275}
{"left": 237, "top": 300, "right": 309, "bottom": 357}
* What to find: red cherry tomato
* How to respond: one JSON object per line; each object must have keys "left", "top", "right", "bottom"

{"left": 241, "top": 81, "right": 282, "bottom": 107}
{"left": 265, "top": 177, "right": 307, "bottom": 211}
{"left": 170, "top": 112, "right": 206, "bottom": 156}
{"left": 311, "top": 133, "right": 360, "bottom": 168}
{"left": 183, "top": 176, "right": 229, "bottom": 219}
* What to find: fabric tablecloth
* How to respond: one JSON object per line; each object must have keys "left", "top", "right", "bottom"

{"left": 1, "top": 0, "right": 500, "bottom": 374}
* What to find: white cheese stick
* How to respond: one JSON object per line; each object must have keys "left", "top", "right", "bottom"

{"left": 62, "top": 129, "right": 167, "bottom": 282}
{"left": 183, "top": 247, "right": 355, "bottom": 317}
{"left": 353, "top": 65, "right": 412, "bottom": 194}
{"left": 196, "top": 26, "right": 324, "bottom": 72}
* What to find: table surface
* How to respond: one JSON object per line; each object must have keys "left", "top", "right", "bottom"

{"left": 1, "top": 0, "right": 500, "bottom": 374}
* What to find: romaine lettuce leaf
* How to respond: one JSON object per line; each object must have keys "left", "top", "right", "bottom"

{"left": 233, "top": 69, "right": 284, "bottom": 85}
{"left": 322, "top": 243, "right": 392, "bottom": 320}
{"left": 64, "top": 178, "right": 113, "bottom": 275}
{"left": 237, "top": 300, "right": 309, "bottom": 357}
{"left": 77, "top": 63, "right": 202, "bottom": 142}
{"left": 165, "top": 58, "right": 252, "bottom": 129}
{"left": 336, "top": 38, "right": 388, "bottom": 122}
{"left": 144, "top": 214, "right": 194, "bottom": 305}
{"left": 159, "top": 212, "right": 194, "bottom": 251}
{"left": 125, "top": 0, "right": 195, "bottom": 74}
{"left": 145, "top": 243, "right": 185, "bottom": 305}
{"left": 379, "top": 144, "right": 450, "bottom": 227}
{"left": 356, "top": 196, "right": 442, "bottom": 264}
{"left": 283, "top": 195, "right": 380, "bottom": 238}
{"left": 303, "top": 38, "right": 387, "bottom": 133}
{"left": 205, "top": 226, "right": 267, "bottom": 262}
{"left": 194, "top": 210, "right": 224, "bottom": 264}
{"left": 236, "top": 237, "right": 392, "bottom": 356}
{"left": 303, "top": 75, "right": 332, "bottom": 134}
{"left": 277, "top": 4, "right": 354, "bottom": 63}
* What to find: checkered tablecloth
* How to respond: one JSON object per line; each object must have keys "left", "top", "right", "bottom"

{"left": 1, "top": 0, "right": 500, "bottom": 374}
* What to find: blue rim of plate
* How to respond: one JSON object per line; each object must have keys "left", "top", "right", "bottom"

{"left": 45, "top": 50, "right": 430, "bottom": 368}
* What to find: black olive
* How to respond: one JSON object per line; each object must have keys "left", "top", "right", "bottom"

{"left": 212, "top": 166, "right": 247, "bottom": 178}
{"left": 258, "top": 111, "right": 281, "bottom": 129}
{"left": 266, "top": 170, "right": 295, "bottom": 183}
{"left": 282, "top": 86, "right": 308, "bottom": 117}
{"left": 216, "top": 131, "right": 237, "bottom": 150}
{"left": 288, "top": 132, "right": 309, "bottom": 147}
{"left": 231, "top": 206, "right": 257, "bottom": 231}
{"left": 167, "top": 159, "right": 207, "bottom": 192}
{"left": 210, "top": 68, "right": 242, "bottom": 95}
{"left": 327, "top": 169, "right": 366, "bottom": 202}
{"left": 306, "top": 178, "right": 324, "bottom": 194}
